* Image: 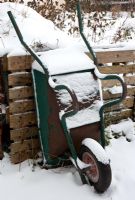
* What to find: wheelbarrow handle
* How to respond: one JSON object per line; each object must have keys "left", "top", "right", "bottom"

{"left": 94, "top": 67, "right": 127, "bottom": 147}
{"left": 94, "top": 67, "right": 127, "bottom": 107}
{"left": 99, "top": 72, "right": 127, "bottom": 120}
{"left": 77, "top": 1, "right": 98, "bottom": 66}
{"left": 7, "top": 11, "right": 49, "bottom": 77}
{"left": 49, "top": 77, "right": 79, "bottom": 119}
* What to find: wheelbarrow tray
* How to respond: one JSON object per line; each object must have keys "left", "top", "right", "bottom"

{"left": 33, "top": 68, "right": 101, "bottom": 162}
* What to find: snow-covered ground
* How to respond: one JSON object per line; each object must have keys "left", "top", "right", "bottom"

{"left": 0, "top": 135, "right": 135, "bottom": 200}
{"left": 0, "top": 2, "right": 135, "bottom": 200}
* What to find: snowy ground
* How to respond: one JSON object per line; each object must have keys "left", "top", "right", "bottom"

{"left": 0, "top": 136, "right": 135, "bottom": 200}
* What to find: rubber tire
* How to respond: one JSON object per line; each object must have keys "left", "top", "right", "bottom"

{"left": 80, "top": 145, "right": 112, "bottom": 193}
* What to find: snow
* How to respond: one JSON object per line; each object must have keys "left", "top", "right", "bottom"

{"left": 0, "top": 2, "right": 75, "bottom": 56}
{"left": 66, "top": 108, "right": 100, "bottom": 129}
{"left": 7, "top": 48, "right": 29, "bottom": 57}
{"left": 32, "top": 47, "right": 95, "bottom": 76}
{"left": 108, "top": 118, "right": 135, "bottom": 141}
{"left": 50, "top": 72, "right": 100, "bottom": 128}
{"left": 82, "top": 138, "right": 109, "bottom": 164}
{"left": 81, "top": 12, "right": 135, "bottom": 47}
{"left": 94, "top": 67, "right": 107, "bottom": 79}
{"left": 1, "top": 136, "right": 135, "bottom": 200}
{"left": 76, "top": 157, "right": 91, "bottom": 170}
{"left": 35, "top": 71, "right": 100, "bottom": 129}
{"left": 69, "top": 157, "right": 91, "bottom": 170}
{"left": 32, "top": 47, "right": 99, "bottom": 129}
{"left": 53, "top": 72, "right": 99, "bottom": 105}
{"left": 48, "top": 77, "right": 58, "bottom": 88}
{"left": 32, "top": 63, "right": 45, "bottom": 74}
{"left": 108, "top": 85, "right": 122, "bottom": 94}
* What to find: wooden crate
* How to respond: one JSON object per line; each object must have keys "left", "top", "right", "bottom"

{"left": 7, "top": 55, "right": 39, "bottom": 164}
{"left": 95, "top": 49, "right": 135, "bottom": 124}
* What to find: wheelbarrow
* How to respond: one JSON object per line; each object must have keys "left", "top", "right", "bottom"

{"left": 8, "top": 2, "right": 127, "bottom": 193}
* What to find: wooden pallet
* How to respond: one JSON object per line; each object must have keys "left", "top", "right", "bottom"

{"left": 94, "top": 49, "right": 135, "bottom": 125}
{"left": 7, "top": 55, "right": 40, "bottom": 164}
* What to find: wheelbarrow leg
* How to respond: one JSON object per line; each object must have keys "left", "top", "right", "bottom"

{"left": 61, "top": 116, "right": 87, "bottom": 184}
{"left": 78, "top": 169, "right": 88, "bottom": 184}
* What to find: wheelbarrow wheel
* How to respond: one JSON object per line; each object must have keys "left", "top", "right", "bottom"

{"left": 80, "top": 140, "right": 112, "bottom": 193}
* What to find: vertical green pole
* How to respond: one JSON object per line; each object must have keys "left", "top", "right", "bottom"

{"left": 77, "top": 1, "right": 98, "bottom": 66}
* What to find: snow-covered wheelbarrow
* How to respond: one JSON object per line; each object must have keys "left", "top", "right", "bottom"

{"left": 8, "top": 6, "right": 127, "bottom": 193}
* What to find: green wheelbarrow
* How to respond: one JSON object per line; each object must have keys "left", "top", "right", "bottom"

{"left": 8, "top": 3, "right": 127, "bottom": 193}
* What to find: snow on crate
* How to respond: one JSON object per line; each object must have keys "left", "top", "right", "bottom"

{"left": 108, "top": 85, "right": 122, "bottom": 94}
{"left": 0, "top": 2, "right": 75, "bottom": 56}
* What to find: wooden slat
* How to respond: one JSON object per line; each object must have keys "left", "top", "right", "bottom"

{"left": 10, "top": 112, "right": 37, "bottom": 129}
{"left": 96, "top": 50, "right": 135, "bottom": 63}
{"left": 8, "top": 72, "right": 32, "bottom": 87}
{"left": 105, "top": 97, "right": 134, "bottom": 112}
{"left": 9, "top": 99, "right": 35, "bottom": 114}
{"left": 125, "top": 87, "right": 135, "bottom": 96}
{"left": 10, "top": 149, "right": 39, "bottom": 164}
{"left": 125, "top": 76, "right": 135, "bottom": 85}
{"left": 9, "top": 86, "right": 34, "bottom": 100}
{"left": 98, "top": 64, "right": 135, "bottom": 74}
{"left": 103, "top": 87, "right": 135, "bottom": 100}
{"left": 10, "top": 127, "right": 38, "bottom": 142}
{"left": 103, "top": 90, "right": 122, "bottom": 100}
{"left": 102, "top": 79, "right": 119, "bottom": 88}
{"left": 105, "top": 109, "right": 133, "bottom": 126}
{"left": 10, "top": 138, "right": 40, "bottom": 154}
{"left": 8, "top": 55, "right": 32, "bottom": 71}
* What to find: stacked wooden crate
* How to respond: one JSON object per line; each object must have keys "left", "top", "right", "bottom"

{"left": 7, "top": 55, "right": 40, "bottom": 164}
{"left": 96, "top": 50, "right": 135, "bottom": 125}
